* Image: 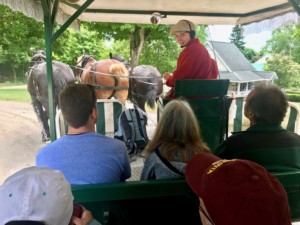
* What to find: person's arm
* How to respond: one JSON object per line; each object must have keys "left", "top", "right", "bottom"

{"left": 121, "top": 145, "right": 132, "bottom": 181}
{"left": 166, "top": 49, "right": 197, "bottom": 87}
{"left": 72, "top": 207, "right": 102, "bottom": 225}
{"left": 140, "top": 153, "right": 156, "bottom": 180}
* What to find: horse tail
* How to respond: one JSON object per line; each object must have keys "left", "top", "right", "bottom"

{"left": 109, "top": 63, "right": 129, "bottom": 104}
{"left": 145, "top": 88, "right": 157, "bottom": 109}
{"left": 145, "top": 74, "right": 159, "bottom": 109}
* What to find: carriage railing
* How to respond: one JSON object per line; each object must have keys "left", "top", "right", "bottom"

{"left": 229, "top": 97, "right": 300, "bottom": 134}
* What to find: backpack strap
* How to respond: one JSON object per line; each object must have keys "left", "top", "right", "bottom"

{"left": 124, "top": 109, "right": 136, "bottom": 152}
{"left": 154, "top": 148, "right": 184, "bottom": 176}
{"left": 134, "top": 108, "right": 149, "bottom": 142}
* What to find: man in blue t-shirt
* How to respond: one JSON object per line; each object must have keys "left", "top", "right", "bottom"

{"left": 36, "top": 84, "right": 131, "bottom": 184}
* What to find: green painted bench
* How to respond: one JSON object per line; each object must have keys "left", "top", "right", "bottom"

{"left": 72, "top": 179, "right": 200, "bottom": 225}
{"left": 273, "top": 171, "right": 300, "bottom": 221}
{"left": 158, "top": 79, "right": 231, "bottom": 150}
{"left": 71, "top": 171, "right": 300, "bottom": 224}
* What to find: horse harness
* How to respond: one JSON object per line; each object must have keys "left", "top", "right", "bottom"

{"left": 88, "top": 61, "right": 129, "bottom": 99}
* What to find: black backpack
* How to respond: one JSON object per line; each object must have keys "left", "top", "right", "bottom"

{"left": 114, "top": 107, "right": 149, "bottom": 158}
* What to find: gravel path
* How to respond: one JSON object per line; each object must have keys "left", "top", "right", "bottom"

{"left": 0, "top": 100, "right": 46, "bottom": 184}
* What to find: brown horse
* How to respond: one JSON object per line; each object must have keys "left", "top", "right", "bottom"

{"left": 109, "top": 54, "right": 163, "bottom": 112}
{"left": 26, "top": 50, "right": 75, "bottom": 142}
{"left": 76, "top": 55, "right": 129, "bottom": 105}
{"left": 128, "top": 65, "right": 163, "bottom": 112}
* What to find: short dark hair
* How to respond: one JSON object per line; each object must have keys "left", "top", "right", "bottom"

{"left": 245, "top": 83, "right": 288, "bottom": 125}
{"left": 59, "top": 84, "right": 96, "bottom": 128}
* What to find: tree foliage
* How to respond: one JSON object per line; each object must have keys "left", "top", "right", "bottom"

{"left": 265, "top": 53, "right": 300, "bottom": 88}
{"left": 263, "top": 24, "right": 300, "bottom": 88}
{"left": 230, "top": 25, "right": 246, "bottom": 51}
{"left": 0, "top": 4, "right": 44, "bottom": 81}
{"left": 242, "top": 48, "right": 258, "bottom": 63}
{"left": 52, "top": 25, "right": 109, "bottom": 66}
{"left": 229, "top": 25, "right": 258, "bottom": 62}
{"left": 264, "top": 24, "right": 300, "bottom": 64}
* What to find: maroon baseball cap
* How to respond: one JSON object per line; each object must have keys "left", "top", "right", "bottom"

{"left": 185, "top": 153, "right": 291, "bottom": 225}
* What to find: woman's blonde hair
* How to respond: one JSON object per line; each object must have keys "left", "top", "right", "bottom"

{"left": 144, "top": 98, "right": 210, "bottom": 162}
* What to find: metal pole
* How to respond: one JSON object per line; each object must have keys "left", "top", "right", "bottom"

{"left": 40, "top": 0, "right": 94, "bottom": 141}
{"left": 288, "top": 0, "right": 300, "bottom": 16}
{"left": 41, "top": 0, "right": 56, "bottom": 141}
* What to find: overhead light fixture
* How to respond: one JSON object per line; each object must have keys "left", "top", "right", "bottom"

{"left": 150, "top": 12, "right": 163, "bottom": 24}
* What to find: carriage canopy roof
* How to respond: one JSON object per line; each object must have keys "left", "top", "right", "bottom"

{"left": 1, "top": 0, "right": 299, "bottom": 33}
{"left": 59, "top": 0, "right": 298, "bottom": 25}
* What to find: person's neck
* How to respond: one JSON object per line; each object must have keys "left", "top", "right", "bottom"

{"left": 67, "top": 125, "right": 95, "bottom": 135}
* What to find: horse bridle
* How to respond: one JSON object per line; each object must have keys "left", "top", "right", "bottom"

{"left": 76, "top": 55, "right": 96, "bottom": 78}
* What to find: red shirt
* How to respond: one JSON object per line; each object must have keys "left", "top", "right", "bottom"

{"left": 165, "top": 38, "right": 219, "bottom": 98}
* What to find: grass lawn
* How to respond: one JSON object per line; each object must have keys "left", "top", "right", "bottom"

{"left": 0, "top": 84, "right": 160, "bottom": 112}
{"left": 0, "top": 88, "right": 31, "bottom": 102}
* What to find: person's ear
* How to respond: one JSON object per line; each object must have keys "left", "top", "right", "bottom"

{"left": 245, "top": 110, "right": 254, "bottom": 120}
{"left": 91, "top": 107, "right": 97, "bottom": 120}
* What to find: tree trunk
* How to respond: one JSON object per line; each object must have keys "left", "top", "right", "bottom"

{"left": 129, "top": 27, "right": 151, "bottom": 68}
{"left": 11, "top": 66, "right": 17, "bottom": 81}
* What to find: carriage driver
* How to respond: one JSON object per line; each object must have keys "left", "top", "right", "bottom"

{"left": 163, "top": 19, "right": 219, "bottom": 98}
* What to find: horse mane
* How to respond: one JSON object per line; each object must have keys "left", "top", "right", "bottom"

{"left": 109, "top": 53, "right": 131, "bottom": 73}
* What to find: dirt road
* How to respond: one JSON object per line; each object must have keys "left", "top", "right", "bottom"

{"left": 0, "top": 100, "right": 46, "bottom": 184}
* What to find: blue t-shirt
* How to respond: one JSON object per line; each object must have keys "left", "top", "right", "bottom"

{"left": 36, "top": 132, "right": 131, "bottom": 184}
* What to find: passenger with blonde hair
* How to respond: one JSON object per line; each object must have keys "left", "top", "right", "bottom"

{"left": 140, "top": 99, "right": 211, "bottom": 180}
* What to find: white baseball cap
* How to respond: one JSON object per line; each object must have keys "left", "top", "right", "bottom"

{"left": 0, "top": 167, "right": 73, "bottom": 225}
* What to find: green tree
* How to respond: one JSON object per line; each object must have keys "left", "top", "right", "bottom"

{"left": 264, "top": 24, "right": 300, "bottom": 65}
{"left": 84, "top": 22, "right": 173, "bottom": 68}
{"left": 264, "top": 25, "right": 295, "bottom": 57}
{"left": 230, "top": 25, "right": 246, "bottom": 51}
{"left": 0, "top": 4, "right": 44, "bottom": 81}
{"left": 52, "top": 25, "right": 109, "bottom": 66}
{"left": 262, "top": 24, "right": 300, "bottom": 88}
{"left": 242, "top": 48, "right": 257, "bottom": 63}
{"left": 265, "top": 53, "right": 300, "bottom": 88}
{"left": 230, "top": 25, "right": 259, "bottom": 62}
